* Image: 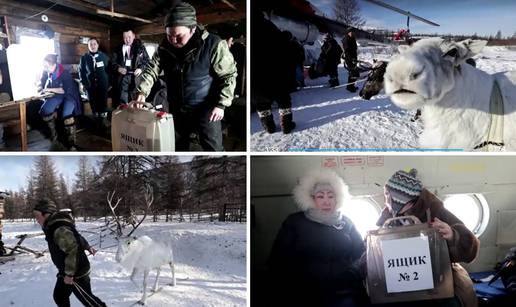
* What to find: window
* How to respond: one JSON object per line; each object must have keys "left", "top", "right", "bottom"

{"left": 443, "top": 194, "right": 489, "bottom": 236}
{"left": 7, "top": 35, "right": 56, "bottom": 100}
{"left": 340, "top": 198, "right": 381, "bottom": 238}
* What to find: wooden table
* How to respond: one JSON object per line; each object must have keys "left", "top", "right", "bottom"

{"left": 0, "top": 93, "right": 53, "bottom": 151}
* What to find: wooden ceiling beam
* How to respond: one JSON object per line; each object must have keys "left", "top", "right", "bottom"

{"left": 42, "top": 0, "right": 153, "bottom": 24}
{"left": 0, "top": 0, "right": 110, "bottom": 30}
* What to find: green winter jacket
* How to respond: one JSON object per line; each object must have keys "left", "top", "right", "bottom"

{"left": 136, "top": 27, "right": 237, "bottom": 110}
{"left": 44, "top": 212, "right": 91, "bottom": 278}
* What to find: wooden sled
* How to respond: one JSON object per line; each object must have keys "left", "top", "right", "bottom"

{"left": 5, "top": 233, "right": 45, "bottom": 258}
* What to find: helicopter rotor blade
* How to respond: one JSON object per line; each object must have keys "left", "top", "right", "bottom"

{"left": 364, "top": 0, "right": 440, "bottom": 27}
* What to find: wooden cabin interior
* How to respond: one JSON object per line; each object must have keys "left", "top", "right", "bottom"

{"left": 0, "top": 0, "right": 246, "bottom": 151}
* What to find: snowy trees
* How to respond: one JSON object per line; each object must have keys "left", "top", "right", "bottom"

{"left": 3, "top": 156, "right": 246, "bottom": 222}
{"left": 153, "top": 156, "right": 186, "bottom": 222}
{"left": 97, "top": 156, "right": 156, "bottom": 219}
{"left": 34, "top": 156, "right": 60, "bottom": 206}
{"left": 333, "top": 0, "right": 365, "bottom": 28}
{"left": 190, "top": 156, "right": 246, "bottom": 220}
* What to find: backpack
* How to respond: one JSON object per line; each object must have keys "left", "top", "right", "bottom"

{"left": 490, "top": 247, "right": 516, "bottom": 292}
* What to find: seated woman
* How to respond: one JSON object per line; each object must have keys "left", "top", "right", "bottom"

{"left": 39, "top": 54, "right": 82, "bottom": 150}
{"left": 376, "top": 169, "right": 479, "bottom": 307}
{"left": 268, "top": 169, "right": 368, "bottom": 307}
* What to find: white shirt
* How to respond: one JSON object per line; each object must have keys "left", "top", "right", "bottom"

{"left": 122, "top": 45, "right": 131, "bottom": 59}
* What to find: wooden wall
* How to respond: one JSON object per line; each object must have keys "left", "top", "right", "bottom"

{"left": 0, "top": 0, "right": 110, "bottom": 65}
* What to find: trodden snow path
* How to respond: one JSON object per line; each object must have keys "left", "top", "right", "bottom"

{"left": 251, "top": 45, "right": 516, "bottom": 152}
{"left": 0, "top": 220, "right": 246, "bottom": 306}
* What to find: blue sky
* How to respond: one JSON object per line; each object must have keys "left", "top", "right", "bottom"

{"left": 0, "top": 156, "right": 194, "bottom": 192}
{"left": 314, "top": 0, "right": 516, "bottom": 37}
{"left": 0, "top": 156, "right": 102, "bottom": 192}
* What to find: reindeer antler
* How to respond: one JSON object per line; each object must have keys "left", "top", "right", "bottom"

{"left": 107, "top": 190, "right": 124, "bottom": 238}
{"left": 126, "top": 185, "right": 154, "bottom": 237}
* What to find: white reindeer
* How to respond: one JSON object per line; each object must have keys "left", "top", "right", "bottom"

{"left": 108, "top": 187, "right": 176, "bottom": 305}
{"left": 384, "top": 38, "right": 516, "bottom": 151}
{"left": 116, "top": 235, "right": 176, "bottom": 305}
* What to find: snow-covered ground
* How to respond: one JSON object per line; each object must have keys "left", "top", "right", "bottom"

{"left": 251, "top": 44, "right": 516, "bottom": 151}
{"left": 0, "top": 220, "right": 246, "bottom": 306}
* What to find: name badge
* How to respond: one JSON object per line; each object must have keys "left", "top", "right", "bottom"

{"left": 96, "top": 61, "right": 105, "bottom": 68}
{"left": 125, "top": 59, "right": 132, "bottom": 67}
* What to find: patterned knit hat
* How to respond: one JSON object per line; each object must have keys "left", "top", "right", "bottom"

{"left": 385, "top": 168, "right": 422, "bottom": 215}
{"left": 164, "top": 2, "right": 197, "bottom": 28}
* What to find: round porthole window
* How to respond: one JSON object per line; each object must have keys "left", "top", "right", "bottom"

{"left": 340, "top": 198, "right": 381, "bottom": 239}
{"left": 443, "top": 194, "right": 489, "bottom": 237}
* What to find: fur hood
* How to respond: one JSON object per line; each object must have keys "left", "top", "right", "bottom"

{"left": 293, "top": 169, "right": 350, "bottom": 212}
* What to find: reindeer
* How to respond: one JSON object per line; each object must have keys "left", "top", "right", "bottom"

{"left": 107, "top": 186, "right": 176, "bottom": 305}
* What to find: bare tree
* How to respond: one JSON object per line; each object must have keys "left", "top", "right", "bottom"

{"left": 107, "top": 184, "right": 154, "bottom": 238}
{"left": 333, "top": 0, "right": 365, "bottom": 29}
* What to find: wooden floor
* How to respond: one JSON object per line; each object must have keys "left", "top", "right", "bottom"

{"left": 0, "top": 104, "right": 246, "bottom": 152}
{"left": 2, "top": 127, "right": 112, "bottom": 151}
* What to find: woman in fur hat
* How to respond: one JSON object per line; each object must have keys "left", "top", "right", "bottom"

{"left": 268, "top": 169, "right": 368, "bottom": 307}
{"left": 376, "top": 169, "right": 479, "bottom": 307}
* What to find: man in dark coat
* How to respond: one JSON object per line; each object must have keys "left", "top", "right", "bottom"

{"left": 342, "top": 28, "right": 359, "bottom": 92}
{"left": 33, "top": 200, "right": 106, "bottom": 307}
{"left": 112, "top": 29, "right": 150, "bottom": 107}
{"left": 135, "top": 2, "right": 237, "bottom": 151}
{"left": 251, "top": 11, "right": 296, "bottom": 134}
{"left": 79, "top": 38, "right": 110, "bottom": 133}
{"left": 321, "top": 33, "right": 343, "bottom": 87}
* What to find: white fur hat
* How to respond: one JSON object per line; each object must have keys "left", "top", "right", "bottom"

{"left": 293, "top": 169, "right": 350, "bottom": 211}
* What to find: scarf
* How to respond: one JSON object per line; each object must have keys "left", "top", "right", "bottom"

{"left": 305, "top": 208, "right": 345, "bottom": 229}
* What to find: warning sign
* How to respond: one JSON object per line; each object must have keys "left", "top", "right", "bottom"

{"left": 321, "top": 157, "right": 338, "bottom": 168}
{"left": 340, "top": 156, "right": 366, "bottom": 167}
{"left": 368, "top": 156, "right": 384, "bottom": 167}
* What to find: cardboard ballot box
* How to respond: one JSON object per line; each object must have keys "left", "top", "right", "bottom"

{"left": 366, "top": 216, "right": 454, "bottom": 304}
{"left": 111, "top": 103, "right": 175, "bottom": 152}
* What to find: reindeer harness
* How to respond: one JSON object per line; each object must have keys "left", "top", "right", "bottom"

{"left": 473, "top": 80, "right": 505, "bottom": 151}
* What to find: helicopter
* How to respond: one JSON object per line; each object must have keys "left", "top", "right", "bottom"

{"left": 363, "top": 0, "right": 440, "bottom": 43}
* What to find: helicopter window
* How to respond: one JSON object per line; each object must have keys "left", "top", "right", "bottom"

{"left": 340, "top": 198, "right": 381, "bottom": 239}
{"left": 443, "top": 194, "right": 489, "bottom": 237}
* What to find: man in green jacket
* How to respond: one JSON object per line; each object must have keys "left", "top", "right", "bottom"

{"left": 34, "top": 200, "right": 106, "bottom": 307}
{"left": 135, "top": 1, "right": 237, "bottom": 151}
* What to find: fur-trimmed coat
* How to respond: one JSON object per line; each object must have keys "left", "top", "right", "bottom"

{"left": 376, "top": 188, "right": 479, "bottom": 307}
{"left": 268, "top": 212, "right": 366, "bottom": 306}
{"left": 268, "top": 169, "right": 367, "bottom": 306}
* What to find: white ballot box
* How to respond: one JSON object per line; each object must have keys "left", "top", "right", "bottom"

{"left": 111, "top": 104, "right": 175, "bottom": 151}
{"left": 366, "top": 216, "right": 454, "bottom": 304}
